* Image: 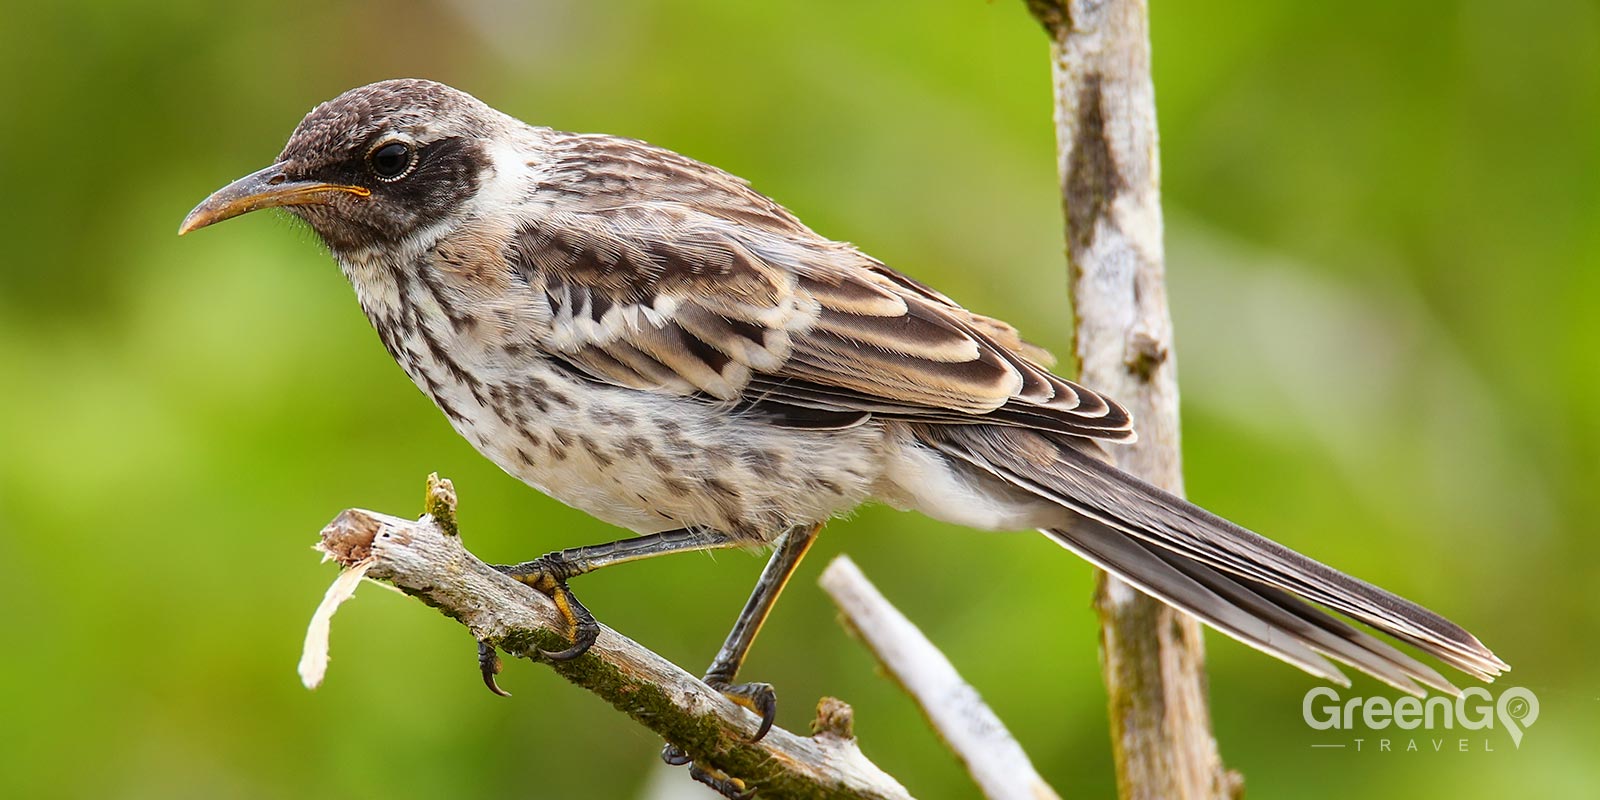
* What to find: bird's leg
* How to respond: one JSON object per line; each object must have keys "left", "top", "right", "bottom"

{"left": 661, "top": 521, "right": 822, "bottom": 784}
{"left": 701, "top": 523, "right": 820, "bottom": 740}
{"left": 479, "top": 528, "right": 742, "bottom": 691}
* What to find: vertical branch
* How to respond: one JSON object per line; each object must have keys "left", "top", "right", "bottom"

{"left": 1022, "top": 2, "right": 1241, "bottom": 798}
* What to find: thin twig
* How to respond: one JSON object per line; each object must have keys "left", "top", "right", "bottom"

{"left": 1022, "top": 2, "right": 1242, "bottom": 798}
{"left": 307, "top": 474, "right": 914, "bottom": 800}
{"left": 819, "top": 556, "right": 1062, "bottom": 800}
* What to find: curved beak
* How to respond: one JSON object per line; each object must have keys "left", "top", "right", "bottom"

{"left": 178, "top": 164, "right": 370, "bottom": 235}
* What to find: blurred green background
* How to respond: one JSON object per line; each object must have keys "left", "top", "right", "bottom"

{"left": 2, "top": 1, "right": 1596, "bottom": 797}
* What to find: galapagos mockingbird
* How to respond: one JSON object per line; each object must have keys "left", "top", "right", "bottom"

{"left": 181, "top": 78, "right": 1507, "bottom": 753}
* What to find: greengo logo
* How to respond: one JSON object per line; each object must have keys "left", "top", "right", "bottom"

{"left": 1302, "top": 686, "right": 1539, "bottom": 752}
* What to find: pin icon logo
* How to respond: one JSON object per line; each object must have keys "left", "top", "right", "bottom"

{"left": 1496, "top": 686, "right": 1539, "bottom": 748}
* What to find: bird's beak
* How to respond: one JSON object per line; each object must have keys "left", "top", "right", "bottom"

{"left": 178, "top": 163, "right": 371, "bottom": 235}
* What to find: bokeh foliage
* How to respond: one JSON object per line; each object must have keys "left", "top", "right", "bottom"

{"left": 1, "top": 1, "right": 1595, "bottom": 797}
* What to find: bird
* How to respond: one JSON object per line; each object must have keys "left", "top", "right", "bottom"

{"left": 180, "top": 78, "right": 1507, "bottom": 766}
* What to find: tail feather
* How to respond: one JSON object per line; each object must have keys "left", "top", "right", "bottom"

{"left": 1046, "top": 523, "right": 1355, "bottom": 688}
{"left": 919, "top": 424, "right": 1508, "bottom": 692}
{"left": 1047, "top": 524, "right": 1459, "bottom": 696}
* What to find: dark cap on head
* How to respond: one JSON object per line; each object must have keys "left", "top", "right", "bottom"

{"left": 181, "top": 79, "right": 501, "bottom": 252}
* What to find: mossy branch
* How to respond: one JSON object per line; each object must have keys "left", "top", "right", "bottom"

{"left": 309, "top": 474, "right": 913, "bottom": 800}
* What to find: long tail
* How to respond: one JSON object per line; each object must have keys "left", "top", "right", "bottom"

{"left": 918, "top": 425, "right": 1508, "bottom": 696}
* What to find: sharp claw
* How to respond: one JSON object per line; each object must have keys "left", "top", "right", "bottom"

{"left": 477, "top": 640, "right": 511, "bottom": 697}
{"left": 660, "top": 744, "right": 692, "bottom": 766}
{"left": 538, "top": 638, "right": 591, "bottom": 661}
{"left": 751, "top": 689, "right": 776, "bottom": 743}
{"left": 710, "top": 680, "right": 777, "bottom": 743}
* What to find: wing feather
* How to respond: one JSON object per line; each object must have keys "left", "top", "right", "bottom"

{"left": 512, "top": 132, "right": 1134, "bottom": 441}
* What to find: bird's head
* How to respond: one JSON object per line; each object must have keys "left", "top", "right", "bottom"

{"left": 180, "top": 79, "right": 503, "bottom": 253}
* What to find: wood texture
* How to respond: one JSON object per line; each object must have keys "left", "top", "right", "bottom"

{"left": 310, "top": 476, "right": 914, "bottom": 800}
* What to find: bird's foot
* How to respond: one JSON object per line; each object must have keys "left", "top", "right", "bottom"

{"left": 659, "top": 745, "right": 755, "bottom": 800}
{"left": 654, "top": 677, "right": 773, "bottom": 797}
{"left": 494, "top": 555, "right": 601, "bottom": 660}
{"left": 688, "top": 764, "right": 755, "bottom": 800}
{"left": 708, "top": 678, "right": 778, "bottom": 743}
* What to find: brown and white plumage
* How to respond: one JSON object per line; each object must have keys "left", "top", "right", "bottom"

{"left": 182, "top": 79, "right": 1507, "bottom": 699}
{"left": 518, "top": 131, "right": 1134, "bottom": 440}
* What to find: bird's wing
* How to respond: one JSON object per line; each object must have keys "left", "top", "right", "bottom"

{"left": 513, "top": 131, "right": 1129, "bottom": 438}
{"left": 508, "top": 198, "right": 1134, "bottom": 441}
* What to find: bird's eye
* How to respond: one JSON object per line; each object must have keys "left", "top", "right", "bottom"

{"left": 369, "top": 142, "right": 415, "bottom": 180}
